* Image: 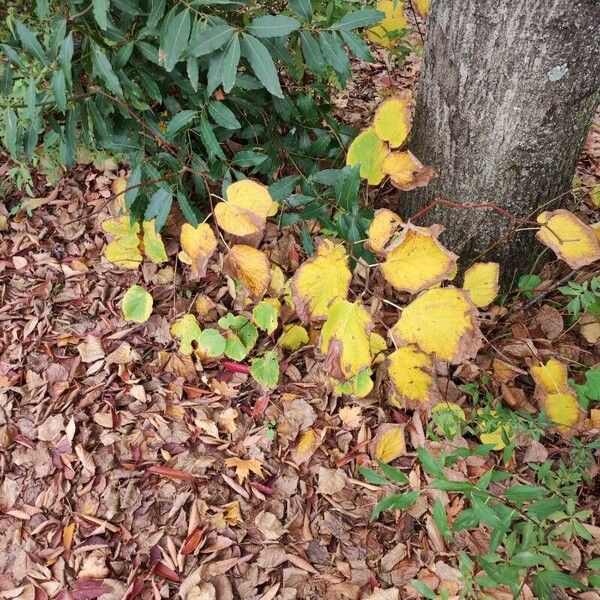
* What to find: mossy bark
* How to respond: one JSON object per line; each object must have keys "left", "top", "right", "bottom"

{"left": 405, "top": 0, "right": 600, "bottom": 278}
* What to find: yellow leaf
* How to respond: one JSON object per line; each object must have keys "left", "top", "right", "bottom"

{"left": 381, "top": 151, "right": 435, "bottom": 191}
{"left": 370, "top": 332, "right": 388, "bottom": 359}
{"left": 269, "top": 264, "right": 286, "bottom": 296}
{"left": 380, "top": 224, "right": 458, "bottom": 294}
{"left": 414, "top": 0, "right": 429, "bottom": 17}
{"left": 223, "top": 245, "right": 271, "bottom": 299}
{"left": 544, "top": 392, "right": 580, "bottom": 433}
{"left": 291, "top": 239, "right": 352, "bottom": 322}
{"left": 373, "top": 96, "right": 411, "bottom": 148}
{"left": 178, "top": 223, "right": 217, "bottom": 279}
{"left": 291, "top": 429, "right": 319, "bottom": 465}
{"left": 102, "top": 216, "right": 142, "bottom": 269}
{"left": 224, "top": 457, "right": 264, "bottom": 484}
{"left": 142, "top": 220, "right": 168, "bottom": 264}
{"left": 214, "top": 179, "right": 277, "bottom": 240}
{"left": 366, "top": 208, "right": 403, "bottom": 253}
{"left": 371, "top": 424, "right": 406, "bottom": 463}
{"left": 536, "top": 209, "right": 600, "bottom": 268}
{"left": 346, "top": 127, "right": 389, "bottom": 185}
{"left": 320, "top": 299, "right": 372, "bottom": 380}
{"left": 392, "top": 287, "right": 482, "bottom": 364}
{"left": 112, "top": 176, "right": 127, "bottom": 209}
{"left": 462, "top": 262, "right": 500, "bottom": 307}
{"left": 530, "top": 358, "right": 569, "bottom": 394}
{"left": 279, "top": 324, "right": 309, "bottom": 351}
{"left": 367, "top": 0, "right": 407, "bottom": 48}
{"left": 387, "top": 345, "right": 440, "bottom": 409}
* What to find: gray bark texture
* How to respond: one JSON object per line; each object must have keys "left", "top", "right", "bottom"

{"left": 405, "top": 0, "right": 600, "bottom": 277}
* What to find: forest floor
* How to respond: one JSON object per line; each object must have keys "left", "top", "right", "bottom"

{"left": 1, "top": 29, "right": 600, "bottom": 600}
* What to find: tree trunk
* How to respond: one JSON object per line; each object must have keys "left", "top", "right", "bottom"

{"left": 406, "top": 0, "right": 600, "bottom": 277}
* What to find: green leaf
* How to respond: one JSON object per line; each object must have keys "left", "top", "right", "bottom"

{"left": 15, "top": 20, "right": 47, "bottom": 64}
{"left": 148, "top": 0, "right": 166, "bottom": 28}
{"left": 166, "top": 109, "right": 197, "bottom": 138}
{"left": 252, "top": 300, "right": 279, "bottom": 334}
{"left": 526, "top": 496, "right": 564, "bottom": 520}
{"left": 532, "top": 569, "right": 587, "bottom": 599}
{"left": 247, "top": 15, "right": 300, "bottom": 38}
{"left": 587, "top": 558, "right": 600, "bottom": 570}
{"left": 124, "top": 164, "right": 142, "bottom": 209}
{"left": 358, "top": 466, "right": 388, "bottom": 486}
{"left": 93, "top": 0, "right": 110, "bottom": 29}
{"left": 161, "top": 8, "right": 191, "bottom": 71}
{"left": 269, "top": 175, "right": 300, "bottom": 201}
{"left": 60, "top": 34, "right": 74, "bottom": 82}
{"left": 177, "top": 191, "right": 200, "bottom": 227}
{"left": 332, "top": 8, "right": 384, "bottom": 30}
{"left": 417, "top": 447, "right": 445, "bottom": 478}
{"left": 518, "top": 273, "right": 541, "bottom": 299}
{"left": 189, "top": 24, "right": 234, "bottom": 57}
{"left": 51, "top": 71, "right": 67, "bottom": 112}
{"left": 208, "top": 101, "right": 241, "bottom": 130}
{"left": 335, "top": 165, "right": 361, "bottom": 212}
{"left": 512, "top": 551, "right": 548, "bottom": 568}
{"left": 375, "top": 459, "right": 409, "bottom": 484}
{"left": 289, "top": 0, "right": 312, "bottom": 21}
{"left": 219, "top": 33, "right": 240, "bottom": 93}
{"left": 241, "top": 34, "right": 283, "bottom": 98}
{"left": 432, "top": 498, "right": 451, "bottom": 541}
{"left": 198, "top": 114, "right": 226, "bottom": 159}
{"left": 505, "top": 484, "right": 547, "bottom": 504}
{"left": 340, "top": 29, "right": 373, "bottom": 62}
{"left": 432, "top": 480, "right": 474, "bottom": 492}
{"left": 408, "top": 580, "right": 437, "bottom": 600}
{"left": 91, "top": 44, "right": 123, "bottom": 96}
{"left": 250, "top": 351, "right": 280, "bottom": 388}
{"left": 218, "top": 314, "right": 258, "bottom": 361}
{"left": 231, "top": 149, "right": 268, "bottom": 168}
{"left": 300, "top": 31, "right": 327, "bottom": 77}
{"left": 318, "top": 31, "right": 350, "bottom": 75}
{"left": 145, "top": 188, "right": 172, "bottom": 231}
{"left": 371, "top": 490, "right": 420, "bottom": 521}
{"left": 197, "top": 328, "right": 226, "bottom": 357}
{"left": 122, "top": 285, "right": 153, "bottom": 323}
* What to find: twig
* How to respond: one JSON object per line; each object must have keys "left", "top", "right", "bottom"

{"left": 407, "top": 0, "right": 425, "bottom": 45}
{"left": 523, "top": 269, "right": 578, "bottom": 310}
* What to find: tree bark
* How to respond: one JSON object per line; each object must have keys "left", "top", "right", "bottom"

{"left": 406, "top": 0, "right": 600, "bottom": 277}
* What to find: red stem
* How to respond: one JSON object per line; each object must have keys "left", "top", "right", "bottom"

{"left": 222, "top": 361, "right": 250, "bottom": 375}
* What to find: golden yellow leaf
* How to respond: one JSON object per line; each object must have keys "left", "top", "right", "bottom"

{"left": 224, "top": 457, "right": 264, "bottom": 484}
{"left": 530, "top": 358, "right": 569, "bottom": 394}
{"left": 381, "top": 151, "right": 435, "bottom": 191}
{"left": 366, "top": 209, "right": 403, "bottom": 253}
{"left": 291, "top": 428, "right": 319, "bottom": 465}
{"left": 112, "top": 176, "right": 127, "bottom": 209}
{"left": 223, "top": 245, "right": 271, "bottom": 299}
{"left": 102, "top": 216, "right": 142, "bottom": 269}
{"left": 269, "top": 264, "right": 286, "bottom": 296}
{"left": 373, "top": 96, "right": 411, "bottom": 148}
{"left": 279, "top": 324, "right": 309, "bottom": 351}
{"left": 380, "top": 224, "right": 458, "bottom": 294}
{"left": 392, "top": 287, "right": 482, "bottom": 364}
{"left": 291, "top": 239, "right": 352, "bottom": 322}
{"left": 371, "top": 424, "right": 406, "bottom": 463}
{"left": 367, "top": 0, "right": 407, "bottom": 48}
{"left": 346, "top": 127, "right": 389, "bottom": 185}
{"left": 544, "top": 392, "right": 580, "bottom": 433}
{"left": 141, "top": 220, "right": 168, "bottom": 264}
{"left": 320, "top": 299, "right": 372, "bottom": 380}
{"left": 414, "top": 0, "right": 429, "bottom": 16}
{"left": 462, "top": 262, "right": 500, "bottom": 307}
{"left": 178, "top": 223, "right": 217, "bottom": 279}
{"left": 387, "top": 345, "right": 441, "bottom": 409}
{"left": 536, "top": 209, "right": 600, "bottom": 268}
{"left": 214, "top": 179, "right": 277, "bottom": 240}
{"left": 370, "top": 332, "right": 388, "bottom": 360}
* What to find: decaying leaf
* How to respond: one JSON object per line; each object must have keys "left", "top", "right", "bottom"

{"left": 381, "top": 151, "right": 434, "bottom": 191}
{"left": 536, "top": 209, "right": 600, "bottom": 268}
{"left": 367, "top": 0, "right": 407, "bottom": 48}
{"left": 223, "top": 245, "right": 271, "bottom": 299}
{"left": 171, "top": 314, "right": 226, "bottom": 357}
{"left": 380, "top": 224, "right": 458, "bottom": 294}
{"left": 178, "top": 223, "right": 217, "bottom": 279}
{"left": 346, "top": 127, "right": 389, "bottom": 185}
{"left": 386, "top": 345, "right": 441, "bottom": 409}
{"left": 214, "top": 179, "right": 278, "bottom": 240}
{"left": 142, "top": 220, "right": 168, "bottom": 263}
{"left": 122, "top": 285, "right": 153, "bottom": 323}
{"left": 462, "top": 262, "right": 500, "bottom": 307}
{"left": 252, "top": 299, "right": 280, "bottom": 335}
{"left": 291, "top": 240, "right": 352, "bottom": 322}
{"left": 392, "top": 287, "right": 482, "bottom": 364}
{"left": 224, "top": 457, "right": 264, "bottom": 484}
{"left": 366, "top": 208, "right": 403, "bottom": 253}
{"left": 338, "top": 405, "right": 363, "bottom": 429}
{"left": 370, "top": 424, "right": 406, "bottom": 463}
{"left": 278, "top": 324, "right": 309, "bottom": 351}
{"left": 102, "top": 216, "right": 142, "bottom": 269}
{"left": 320, "top": 299, "right": 373, "bottom": 380}
{"left": 373, "top": 96, "right": 410, "bottom": 149}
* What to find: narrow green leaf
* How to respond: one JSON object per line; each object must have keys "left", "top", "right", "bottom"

{"left": 417, "top": 447, "right": 445, "bottom": 478}
{"left": 177, "top": 190, "right": 200, "bottom": 226}
{"left": 335, "top": 165, "right": 361, "bottom": 212}
{"left": 166, "top": 109, "right": 197, "bottom": 138}
{"left": 318, "top": 31, "right": 350, "bottom": 75}
{"left": 147, "top": 0, "right": 166, "bottom": 29}
{"left": 198, "top": 114, "right": 226, "bottom": 159}
{"left": 3, "top": 108, "right": 19, "bottom": 157}
{"left": 93, "top": 0, "right": 110, "bottom": 29}
{"left": 188, "top": 24, "right": 234, "bottom": 57}
{"left": 208, "top": 101, "right": 241, "bottom": 130}
{"left": 371, "top": 491, "right": 420, "bottom": 521}
{"left": 300, "top": 31, "right": 326, "bottom": 77}
{"left": 91, "top": 44, "right": 123, "bottom": 96}
{"left": 358, "top": 466, "right": 388, "bottom": 486}
{"left": 408, "top": 580, "right": 437, "bottom": 600}
{"left": 247, "top": 15, "right": 300, "bottom": 38}
{"left": 51, "top": 70, "right": 67, "bottom": 111}
{"left": 432, "top": 498, "right": 451, "bottom": 540}
{"left": 161, "top": 8, "right": 190, "bottom": 71}
{"left": 241, "top": 34, "right": 283, "bottom": 98}
{"left": 15, "top": 20, "right": 47, "bottom": 64}
{"left": 332, "top": 8, "right": 384, "bottom": 30}
{"left": 289, "top": 0, "right": 312, "bottom": 21}
{"left": 145, "top": 188, "right": 173, "bottom": 231}
{"left": 340, "top": 29, "right": 373, "bottom": 62}
{"left": 220, "top": 33, "right": 240, "bottom": 93}
{"left": 124, "top": 164, "right": 142, "bottom": 209}
{"left": 375, "top": 459, "right": 409, "bottom": 484}
{"left": 505, "top": 484, "right": 547, "bottom": 504}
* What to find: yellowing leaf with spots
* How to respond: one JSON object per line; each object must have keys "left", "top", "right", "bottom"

{"left": 392, "top": 287, "right": 482, "bottom": 364}
{"left": 380, "top": 224, "right": 458, "bottom": 294}
{"left": 366, "top": 209, "right": 403, "bottom": 253}
{"left": 224, "top": 457, "right": 264, "bottom": 484}
{"left": 214, "top": 179, "right": 278, "bottom": 240}
{"left": 367, "top": 0, "right": 407, "bottom": 48}
{"left": 102, "top": 216, "right": 142, "bottom": 269}
{"left": 223, "top": 245, "right": 271, "bottom": 299}
{"left": 320, "top": 299, "right": 372, "bottom": 380}
{"left": 142, "top": 220, "right": 168, "bottom": 264}
{"left": 370, "top": 424, "right": 406, "bottom": 463}
{"left": 346, "top": 128, "right": 389, "bottom": 185}
{"left": 382, "top": 151, "right": 435, "bottom": 191}
{"left": 268, "top": 264, "right": 286, "bottom": 296}
{"left": 462, "top": 262, "right": 500, "bottom": 307}
{"left": 291, "top": 240, "right": 351, "bottom": 322}
{"left": 252, "top": 299, "right": 280, "bottom": 335}
{"left": 122, "top": 285, "right": 153, "bottom": 323}
{"left": 536, "top": 209, "right": 600, "bottom": 268}
{"left": 387, "top": 345, "right": 440, "bottom": 409}
{"left": 178, "top": 223, "right": 217, "bottom": 279}
{"left": 171, "top": 313, "right": 203, "bottom": 355}
{"left": 279, "top": 324, "right": 309, "bottom": 351}
{"left": 373, "top": 96, "right": 411, "bottom": 148}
